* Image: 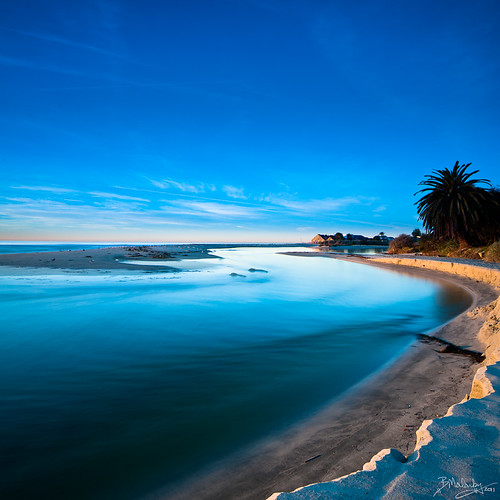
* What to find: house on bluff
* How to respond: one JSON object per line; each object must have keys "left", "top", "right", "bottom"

{"left": 311, "top": 233, "right": 371, "bottom": 246}
{"left": 311, "top": 234, "right": 329, "bottom": 244}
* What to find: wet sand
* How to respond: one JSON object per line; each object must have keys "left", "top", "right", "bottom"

{"left": 162, "top": 253, "right": 498, "bottom": 500}
{"left": 0, "top": 244, "right": 217, "bottom": 271}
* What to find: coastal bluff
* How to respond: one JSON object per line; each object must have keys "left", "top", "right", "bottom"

{"left": 370, "top": 255, "right": 500, "bottom": 289}
{"left": 269, "top": 257, "right": 500, "bottom": 499}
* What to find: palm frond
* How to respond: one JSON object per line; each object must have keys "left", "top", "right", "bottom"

{"left": 414, "top": 162, "right": 492, "bottom": 244}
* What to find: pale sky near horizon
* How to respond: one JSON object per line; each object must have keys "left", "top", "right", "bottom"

{"left": 1, "top": 0, "right": 499, "bottom": 242}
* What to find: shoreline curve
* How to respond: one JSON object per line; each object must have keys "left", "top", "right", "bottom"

{"left": 163, "top": 253, "right": 498, "bottom": 500}
{"left": 267, "top": 253, "right": 500, "bottom": 499}
{"left": 1, "top": 246, "right": 497, "bottom": 498}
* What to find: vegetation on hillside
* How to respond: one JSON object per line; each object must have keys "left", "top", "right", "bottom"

{"left": 312, "top": 232, "right": 390, "bottom": 246}
{"left": 387, "top": 234, "right": 415, "bottom": 254}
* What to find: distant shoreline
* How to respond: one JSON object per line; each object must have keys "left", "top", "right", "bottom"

{"left": 0, "top": 243, "right": 313, "bottom": 270}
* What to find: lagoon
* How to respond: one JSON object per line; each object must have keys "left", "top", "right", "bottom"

{"left": 0, "top": 246, "right": 471, "bottom": 499}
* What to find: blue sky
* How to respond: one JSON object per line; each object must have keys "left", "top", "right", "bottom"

{"left": 1, "top": 0, "right": 499, "bottom": 242}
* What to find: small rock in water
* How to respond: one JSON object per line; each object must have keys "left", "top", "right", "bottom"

{"left": 229, "top": 273, "right": 246, "bottom": 277}
{"left": 248, "top": 268, "right": 268, "bottom": 273}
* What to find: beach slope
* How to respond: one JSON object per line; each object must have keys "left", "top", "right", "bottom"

{"left": 268, "top": 255, "right": 500, "bottom": 499}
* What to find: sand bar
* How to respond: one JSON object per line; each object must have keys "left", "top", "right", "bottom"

{"left": 0, "top": 244, "right": 217, "bottom": 271}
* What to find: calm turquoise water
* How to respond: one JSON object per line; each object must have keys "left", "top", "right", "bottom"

{"left": 0, "top": 247, "right": 471, "bottom": 499}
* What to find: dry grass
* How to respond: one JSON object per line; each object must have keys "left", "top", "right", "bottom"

{"left": 417, "top": 238, "right": 500, "bottom": 263}
{"left": 388, "top": 234, "right": 416, "bottom": 254}
{"left": 484, "top": 241, "right": 500, "bottom": 263}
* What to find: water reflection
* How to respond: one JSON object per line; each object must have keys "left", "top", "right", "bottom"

{"left": 0, "top": 247, "right": 471, "bottom": 500}
{"left": 312, "top": 245, "right": 389, "bottom": 255}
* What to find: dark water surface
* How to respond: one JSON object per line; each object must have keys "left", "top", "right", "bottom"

{"left": 0, "top": 247, "right": 471, "bottom": 499}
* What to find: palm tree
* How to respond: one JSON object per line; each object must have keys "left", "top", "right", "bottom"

{"left": 415, "top": 161, "right": 491, "bottom": 244}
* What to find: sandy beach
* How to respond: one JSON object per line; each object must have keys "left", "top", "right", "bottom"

{"left": 164, "top": 252, "right": 499, "bottom": 500}
{"left": 0, "top": 244, "right": 216, "bottom": 271}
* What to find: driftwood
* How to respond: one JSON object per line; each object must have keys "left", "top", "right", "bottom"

{"left": 417, "top": 333, "right": 485, "bottom": 362}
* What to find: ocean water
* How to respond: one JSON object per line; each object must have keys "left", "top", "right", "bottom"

{"left": 0, "top": 246, "right": 471, "bottom": 499}
{"left": 0, "top": 242, "right": 123, "bottom": 254}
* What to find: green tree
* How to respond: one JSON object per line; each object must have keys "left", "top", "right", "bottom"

{"left": 415, "top": 162, "right": 491, "bottom": 245}
{"left": 412, "top": 228, "right": 421, "bottom": 238}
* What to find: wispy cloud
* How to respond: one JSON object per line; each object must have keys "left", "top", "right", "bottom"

{"left": 11, "top": 185, "right": 77, "bottom": 194}
{"left": 223, "top": 185, "right": 246, "bottom": 199}
{"left": 150, "top": 178, "right": 208, "bottom": 193}
{"left": 0, "top": 54, "right": 95, "bottom": 78}
{"left": 0, "top": 54, "right": 141, "bottom": 86}
{"left": 0, "top": 197, "right": 185, "bottom": 229}
{"left": 10, "top": 186, "right": 151, "bottom": 203}
{"left": 118, "top": 184, "right": 265, "bottom": 208}
{"left": 262, "top": 195, "right": 366, "bottom": 213}
{"left": 120, "top": 181, "right": 374, "bottom": 218}
{"left": 0, "top": 182, "right": 406, "bottom": 238}
{"left": 89, "top": 191, "right": 149, "bottom": 202}
{"left": 3, "top": 27, "right": 120, "bottom": 58}
{"left": 161, "top": 200, "right": 261, "bottom": 218}
{"left": 0, "top": 53, "right": 177, "bottom": 94}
